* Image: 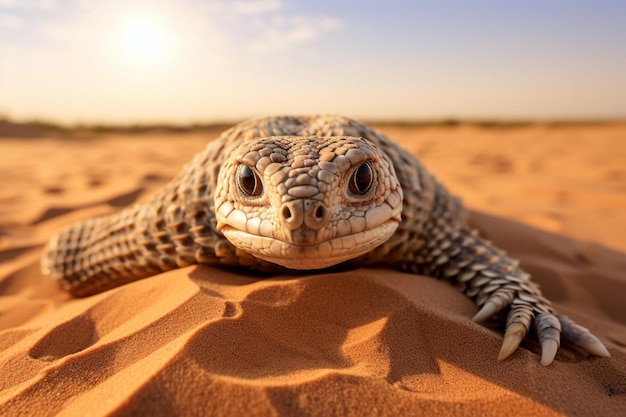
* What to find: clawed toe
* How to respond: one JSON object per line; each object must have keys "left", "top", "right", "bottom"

{"left": 535, "top": 313, "right": 561, "bottom": 366}
{"left": 472, "top": 300, "right": 499, "bottom": 323}
{"left": 559, "top": 315, "right": 611, "bottom": 358}
{"left": 498, "top": 322, "right": 527, "bottom": 361}
{"left": 472, "top": 289, "right": 515, "bottom": 322}
{"left": 498, "top": 304, "right": 533, "bottom": 361}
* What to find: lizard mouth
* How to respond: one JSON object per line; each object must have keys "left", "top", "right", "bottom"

{"left": 220, "top": 220, "right": 399, "bottom": 270}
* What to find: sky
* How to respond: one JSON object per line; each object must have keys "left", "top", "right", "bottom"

{"left": 1, "top": 0, "right": 625, "bottom": 124}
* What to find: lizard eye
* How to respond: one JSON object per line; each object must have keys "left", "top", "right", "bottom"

{"left": 349, "top": 162, "right": 374, "bottom": 195}
{"left": 237, "top": 165, "right": 263, "bottom": 197}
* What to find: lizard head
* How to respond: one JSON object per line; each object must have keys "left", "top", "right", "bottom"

{"left": 214, "top": 136, "right": 403, "bottom": 270}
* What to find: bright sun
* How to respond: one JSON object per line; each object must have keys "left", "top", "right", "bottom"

{"left": 119, "top": 15, "right": 173, "bottom": 65}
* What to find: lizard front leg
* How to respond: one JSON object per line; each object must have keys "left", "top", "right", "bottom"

{"left": 398, "top": 220, "right": 610, "bottom": 365}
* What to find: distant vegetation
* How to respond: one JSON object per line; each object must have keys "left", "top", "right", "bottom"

{"left": 0, "top": 117, "right": 235, "bottom": 138}
{"left": 1, "top": 116, "right": 624, "bottom": 138}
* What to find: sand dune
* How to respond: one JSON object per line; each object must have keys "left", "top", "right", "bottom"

{"left": 0, "top": 124, "right": 625, "bottom": 416}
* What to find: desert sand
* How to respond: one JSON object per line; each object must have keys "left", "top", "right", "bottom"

{"left": 0, "top": 122, "right": 625, "bottom": 416}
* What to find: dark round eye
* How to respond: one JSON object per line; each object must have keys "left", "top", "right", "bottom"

{"left": 349, "top": 162, "right": 374, "bottom": 195}
{"left": 237, "top": 165, "right": 263, "bottom": 197}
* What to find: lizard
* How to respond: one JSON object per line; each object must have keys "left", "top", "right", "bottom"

{"left": 41, "top": 115, "right": 610, "bottom": 366}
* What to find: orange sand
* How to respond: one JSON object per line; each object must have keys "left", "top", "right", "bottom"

{"left": 0, "top": 124, "right": 625, "bottom": 416}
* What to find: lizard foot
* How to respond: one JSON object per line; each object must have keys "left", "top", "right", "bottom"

{"left": 473, "top": 290, "right": 610, "bottom": 365}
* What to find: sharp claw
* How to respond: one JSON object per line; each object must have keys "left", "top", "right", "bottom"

{"left": 578, "top": 335, "right": 611, "bottom": 358}
{"left": 498, "top": 322, "right": 526, "bottom": 362}
{"left": 558, "top": 315, "right": 611, "bottom": 358}
{"left": 540, "top": 339, "right": 559, "bottom": 366}
{"left": 473, "top": 289, "right": 515, "bottom": 324}
{"left": 472, "top": 301, "right": 498, "bottom": 322}
{"left": 536, "top": 313, "right": 561, "bottom": 366}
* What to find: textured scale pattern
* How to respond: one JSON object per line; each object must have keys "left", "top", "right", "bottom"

{"left": 41, "top": 115, "right": 610, "bottom": 365}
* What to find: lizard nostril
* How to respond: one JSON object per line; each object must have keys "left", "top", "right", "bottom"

{"left": 282, "top": 206, "right": 292, "bottom": 220}
{"left": 315, "top": 206, "right": 325, "bottom": 220}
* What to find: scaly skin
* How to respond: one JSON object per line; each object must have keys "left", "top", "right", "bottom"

{"left": 41, "top": 115, "right": 610, "bottom": 365}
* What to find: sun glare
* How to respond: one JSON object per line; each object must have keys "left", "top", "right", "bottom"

{"left": 119, "top": 15, "right": 173, "bottom": 65}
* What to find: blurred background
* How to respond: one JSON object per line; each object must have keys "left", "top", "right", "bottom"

{"left": 1, "top": 0, "right": 625, "bottom": 124}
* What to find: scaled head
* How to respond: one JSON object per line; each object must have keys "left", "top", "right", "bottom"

{"left": 214, "top": 136, "right": 402, "bottom": 269}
